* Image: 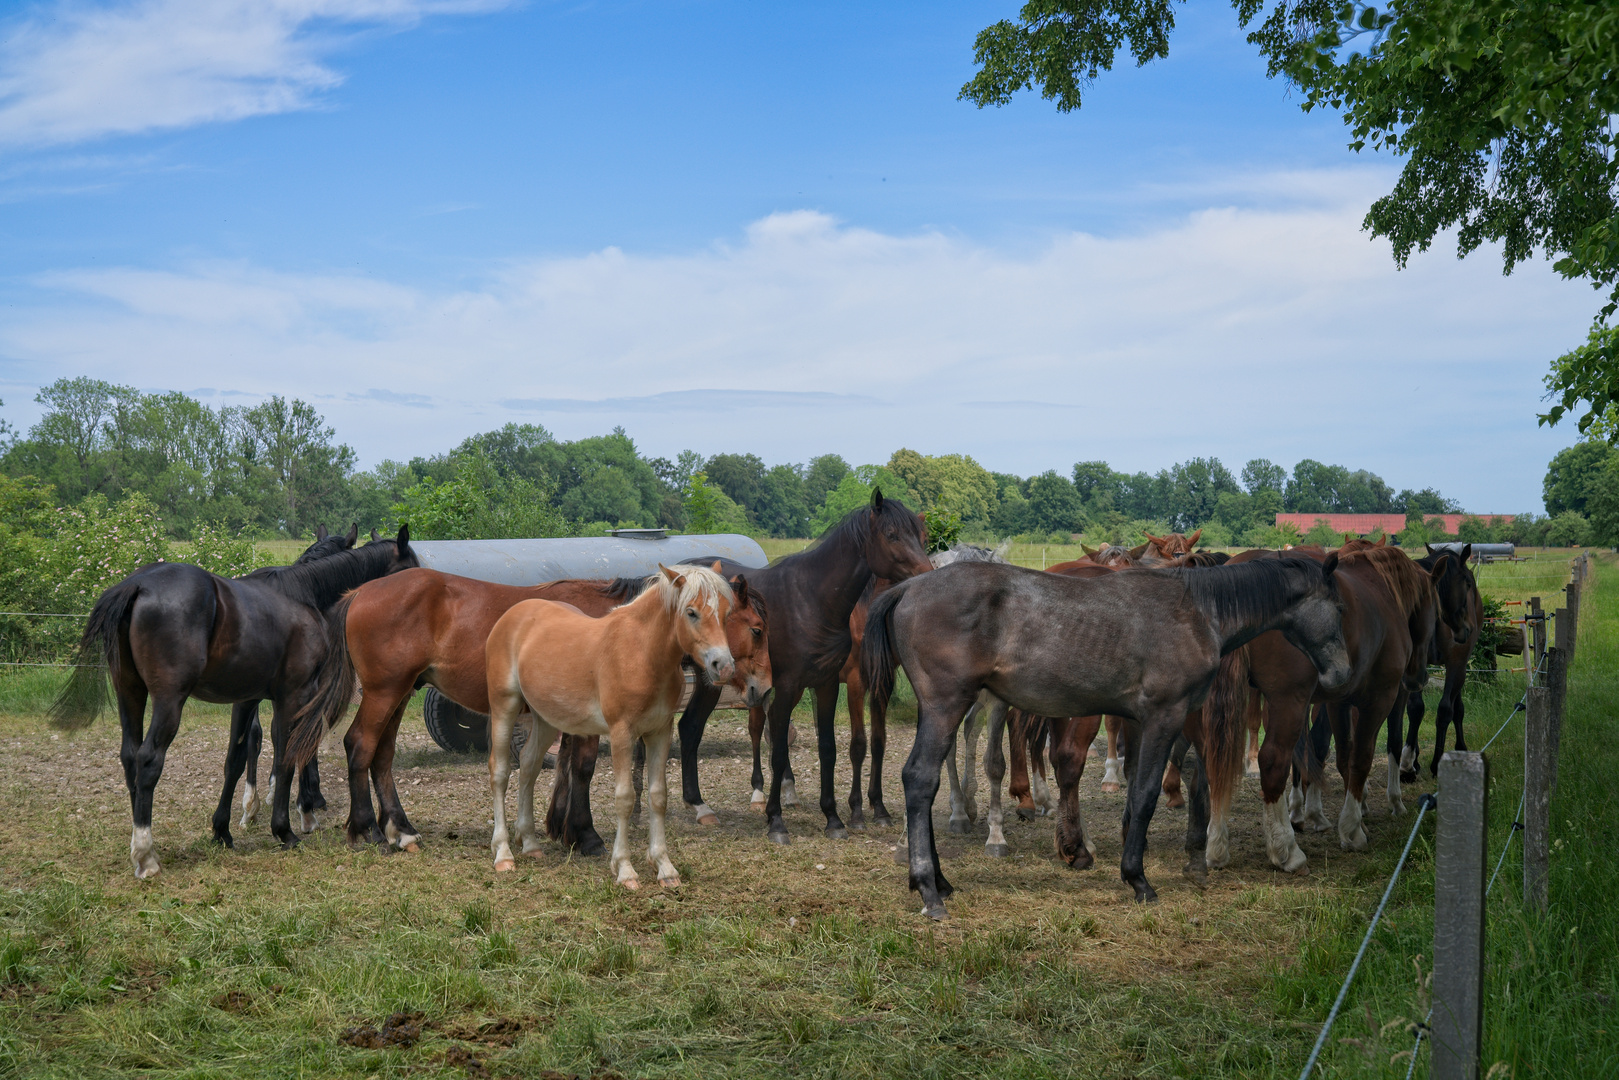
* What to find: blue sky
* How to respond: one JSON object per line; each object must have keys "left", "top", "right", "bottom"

{"left": 0, "top": 0, "right": 1598, "bottom": 512}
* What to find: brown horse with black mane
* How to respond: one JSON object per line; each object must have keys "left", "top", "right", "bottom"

{"left": 286, "top": 565, "right": 770, "bottom": 853}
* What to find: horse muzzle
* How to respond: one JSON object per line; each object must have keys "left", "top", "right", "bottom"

{"left": 743, "top": 678, "right": 771, "bottom": 709}
{"left": 703, "top": 648, "right": 735, "bottom": 686}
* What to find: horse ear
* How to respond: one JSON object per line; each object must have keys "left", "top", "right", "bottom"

{"left": 1459, "top": 543, "right": 1472, "bottom": 562}
{"left": 315, "top": 524, "right": 328, "bottom": 540}
{"left": 871, "top": 486, "right": 885, "bottom": 512}
{"left": 1128, "top": 541, "right": 1151, "bottom": 559}
{"left": 1425, "top": 543, "right": 1437, "bottom": 555}
{"left": 1144, "top": 532, "right": 1161, "bottom": 543}
{"left": 731, "top": 575, "right": 748, "bottom": 606}
{"left": 345, "top": 522, "right": 359, "bottom": 547}
{"left": 1376, "top": 535, "right": 1387, "bottom": 546}
{"left": 1429, "top": 553, "right": 1453, "bottom": 579}
{"left": 660, "top": 563, "right": 687, "bottom": 587}
{"left": 1081, "top": 543, "right": 1099, "bottom": 556}
{"left": 1322, "top": 551, "right": 1339, "bottom": 577}
{"left": 370, "top": 528, "right": 380, "bottom": 542}
{"left": 396, "top": 523, "right": 410, "bottom": 551}
{"left": 1186, "top": 529, "right": 1202, "bottom": 546}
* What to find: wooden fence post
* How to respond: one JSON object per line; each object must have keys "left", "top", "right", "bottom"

{"left": 1546, "top": 646, "right": 1567, "bottom": 796}
{"left": 1433, "top": 751, "right": 1488, "bottom": 1080}
{"left": 1524, "top": 686, "right": 1551, "bottom": 916}
{"left": 1528, "top": 596, "right": 1545, "bottom": 683}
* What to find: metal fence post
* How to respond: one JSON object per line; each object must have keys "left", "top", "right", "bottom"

{"left": 1433, "top": 752, "right": 1488, "bottom": 1080}
{"left": 1524, "top": 686, "right": 1551, "bottom": 916}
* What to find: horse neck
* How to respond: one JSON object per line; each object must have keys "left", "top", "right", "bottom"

{"left": 795, "top": 534, "right": 872, "bottom": 626}
{"left": 615, "top": 586, "right": 693, "bottom": 668}
{"left": 1200, "top": 572, "right": 1315, "bottom": 654}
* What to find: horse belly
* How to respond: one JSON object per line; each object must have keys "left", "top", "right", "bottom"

{"left": 523, "top": 686, "right": 611, "bottom": 737}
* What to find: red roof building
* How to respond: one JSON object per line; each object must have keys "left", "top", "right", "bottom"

{"left": 1274, "top": 513, "right": 1513, "bottom": 535}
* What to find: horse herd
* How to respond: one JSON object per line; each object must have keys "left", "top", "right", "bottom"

{"left": 52, "top": 490, "right": 1482, "bottom": 920}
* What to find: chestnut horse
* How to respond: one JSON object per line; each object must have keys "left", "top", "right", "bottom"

{"left": 485, "top": 565, "right": 734, "bottom": 886}
{"left": 863, "top": 557, "right": 1351, "bottom": 914}
{"left": 286, "top": 566, "right": 769, "bottom": 852}
{"left": 51, "top": 530, "right": 417, "bottom": 877}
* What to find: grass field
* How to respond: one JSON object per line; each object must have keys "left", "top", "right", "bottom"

{"left": 0, "top": 553, "right": 1610, "bottom": 1077}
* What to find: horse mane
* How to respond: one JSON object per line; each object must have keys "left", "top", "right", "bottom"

{"left": 598, "top": 576, "right": 650, "bottom": 604}
{"left": 1176, "top": 551, "right": 1229, "bottom": 567}
{"left": 245, "top": 539, "right": 407, "bottom": 611}
{"left": 641, "top": 564, "right": 732, "bottom": 617}
{"left": 1171, "top": 557, "right": 1324, "bottom": 630}
{"left": 1339, "top": 546, "right": 1430, "bottom": 618}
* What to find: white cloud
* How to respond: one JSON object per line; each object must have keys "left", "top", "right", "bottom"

{"left": 0, "top": 0, "right": 508, "bottom": 146}
{"left": 0, "top": 172, "right": 1599, "bottom": 510}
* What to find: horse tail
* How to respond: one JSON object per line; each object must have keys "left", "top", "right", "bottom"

{"left": 286, "top": 592, "right": 358, "bottom": 768}
{"left": 1293, "top": 703, "right": 1329, "bottom": 790}
{"left": 1201, "top": 646, "right": 1250, "bottom": 822}
{"left": 861, "top": 584, "right": 909, "bottom": 721}
{"left": 48, "top": 576, "right": 143, "bottom": 729}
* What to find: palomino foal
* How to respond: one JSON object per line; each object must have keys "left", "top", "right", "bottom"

{"left": 485, "top": 564, "right": 734, "bottom": 888}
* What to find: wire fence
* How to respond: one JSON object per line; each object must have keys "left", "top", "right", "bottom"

{"left": 1299, "top": 552, "right": 1587, "bottom": 1079}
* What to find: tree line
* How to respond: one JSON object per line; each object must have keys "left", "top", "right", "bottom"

{"left": 0, "top": 377, "right": 1589, "bottom": 548}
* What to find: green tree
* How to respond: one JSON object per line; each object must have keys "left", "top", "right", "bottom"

{"left": 1165, "top": 456, "right": 1238, "bottom": 532}
{"left": 393, "top": 452, "right": 570, "bottom": 540}
{"left": 1025, "top": 470, "right": 1084, "bottom": 534}
{"left": 235, "top": 396, "right": 357, "bottom": 536}
{"left": 704, "top": 453, "right": 768, "bottom": 516}
{"left": 1241, "top": 458, "right": 1286, "bottom": 496}
{"left": 683, "top": 472, "right": 754, "bottom": 536}
{"left": 754, "top": 464, "right": 810, "bottom": 537}
{"left": 1545, "top": 509, "right": 1590, "bottom": 547}
{"left": 803, "top": 454, "right": 852, "bottom": 511}
{"left": 809, "top": 466, "right": 915, "bottom": 536}
{"left": 1584, "top": 457, "right": 1619, "bottom": 544}
{"left": 962, "top": 1, "right": 1619, "bottom": 435}
{"left": 1543, "top": 440, "right": 1613, "bottom": 515}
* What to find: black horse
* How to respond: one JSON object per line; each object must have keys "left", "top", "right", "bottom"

{"left": 1401, "top": 543, "right": 1479, "bottom": 779}
{"left": 50, "top": 528, "right": 416, "bottom": 877}
{"left": 673, "top": 489, "right": 932, "bottom": 843}
{"left": 232, "top": 523, "right": 363, "bottom": 837}
{"left": 862, "top": 557, "right": 1352, "bottom": 916}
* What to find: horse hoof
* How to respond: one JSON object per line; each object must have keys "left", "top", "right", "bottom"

{"left": 620, "top": 878, "right": 641, "bottom": 891}
{"left": 847, "top": 819, "right": 865, "bottom": 832}
{"left": 1069, "top": 849, "right": 1094, "bottom": 871}
{"left": 947, "top": 819, "right": 969, "bottom": 835}
{"left": 659, "top": 876, "right": 681, "bottom": 888}
{"left": 1015, "top": 806, "right": 1037, "bottom": 821}
{"left": 825, "top": 825, "right": 849, "bottom": 840}
{"left": 984, "top": 843, "right": 1010, "bottom": 858}
{"left": 402, "top": 841, "right": 421, "bottom": 854}
{"left": 751, "top": 801, "right": 767, "bottom": 814}
{"left": 213, "top": 832, "right": 233, "bottom": 849}
{"left": 311, "top": 794, "right": 328, "bottom": 811}
{"left": 872, "top": 809, "right": 893, "bottom": 827}
{"left": 697, "top": 813, "right": 719, "bottom": 826}
{"left": 1131, "top": 883, "right": 1159, "bottom": 904}
{"left": 1101, "top": 782, "right": 1121, "bottom": 794}
{"left": 280, "top": 833, "right": 301, "bottom": 851}
{"left": 768, "top": 830, "right": 790, "bottom": 846}
{"left": 1400, "top": 769, "right": 1418, "bottom": 785}
{"left": 1166, "top": 793, "right": 1185, "bottom": 809}
{"left": 542, "top": 752, "right": 557, "bottom": 770}
{"left": 921, "top": 904, "right": 948, "bottom": 921}
{"left": 1182, "top": 861, "right": 1209, "bottom": 889}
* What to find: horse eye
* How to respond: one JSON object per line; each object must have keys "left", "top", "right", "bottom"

{"left": 687, "top": 608, "right": 698, "bottom": 619}
{"left": 751, "top": 627, "right": 762, "bottom": 638}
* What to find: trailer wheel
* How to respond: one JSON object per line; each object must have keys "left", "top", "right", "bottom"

{"left": 423, "top": 688, "right": 489, "bottom": 754}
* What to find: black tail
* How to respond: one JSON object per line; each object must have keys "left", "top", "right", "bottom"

{"left": 48, "top": 577, "right": 142, "bottom": 729}
{"left": 861, "top": 585, "right": 908, "bottom": 721}
{"left": 286, "top": 593, "right": 358, "bottom": 768}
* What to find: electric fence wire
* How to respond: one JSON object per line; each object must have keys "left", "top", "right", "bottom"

{"left": 1298, "top": 792, "right": 1438, "bottom": 1080}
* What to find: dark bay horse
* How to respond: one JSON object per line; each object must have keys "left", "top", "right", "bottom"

{"left": 286, "top": 567, "right": 769, "bottom": 852}
{"left": 50, "top": 530, "right": 417, "bottom": 876}
{"left": 862, "top": 557, "right": 1350, "bottom": 915}
{"left": 673, "top": 489, "right": 932, "bottom": 844}
{"left": 1401, "top": 544, "right": 1479, "bottom": 780}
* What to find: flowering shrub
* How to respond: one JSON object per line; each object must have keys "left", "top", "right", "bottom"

{"left": 189, "top": 519, "right": 274, "bottom": 578}
{"left": 46, "top": 493, "right": 171, "bottom": 610}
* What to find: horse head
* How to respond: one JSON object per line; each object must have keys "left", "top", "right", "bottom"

{"left": 864, "top": 487, "right": 932, "bottom": 581}
{"left": 1277, "top": 553, "right": 1353, "bottom": 693}
{"left": 1427, "top": 550, "right": 1477, "bottom": 643}
{"left": 726, "top": 573, "right": 771, "bottom": 707}
{"left": 660, "top": 563, "right": 734, "bottom": 686}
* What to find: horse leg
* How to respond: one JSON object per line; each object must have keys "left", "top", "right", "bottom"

{"left": 1102, "top": 715, "right": 1127, "bottom": 793}
{"left": 513, "top": 715, "right": 556, "bottom": 857}
{"left": 903, "top": 698, "right": 967, "bottom": 920}
{"left": 240, "top": 703, "right": 264, "bottom": 828}
{"left": 1332, "top": 703, "right": 1370, "bottom": 851}
{"left": 1008, "top": 711, "right": 1037, "bottom": 820}
{"left": 113, "top": 673, "right": 158, "bottom": 878}
{"left": 1029, "top": 718, "right": 1056, "bottom": 816}
{"left": 1051, "top": 715, "right": 1100, "bottom": 868}
{"left": 601, "top": 725, "right": 642, "bottom": 888}
{"left": 1385, "top": 689, "right": 1409, "bottom": 816}
{"left": 867, "top": 670, "right": 893, "bottom": 827}
{"left": 488, "top": 683, "right": 521, "bottom": 873}
{"left": 631, "top": 737, "right": 645, "bottom": 819}
{"left": 643, "top": 726, "right": 680, "bottom": 886}
{"left": 370, "top": 695, "right": 422, "bottom": 850}
{"left": 1119, "top": 711, "right": 1183, "bottom": 903}
{"left": 1181, "top": 740, "right": 1211, "bottom": 887}
{"left": 763, "top": 710, "right": 800, "bottom": 808}
{"left": 342, "top": 683, "right": 407, "bottom": 848}
{"left": 748, "top": 705, "right": 767, "bottom": 809}
{"left": 814, "top": 682, "right": 849, "bottom": 839}
{"left": 266, "top": 697, "right": 305, "bottom": 849}
{"left": 1254, "top": 692, "right": 1310, "bottom": 873}
{"left": 1246, "top": 695, "right": 1264, "bottom": 778}
{"left": 212, "top": 701, "right": 259, "bottom": 847}
{"left": 945, "top": 702, "right": 972, "bottom": 833}
{"left": 763, "top": 687, "right": 805, "bottom": 844}
{"left": 677, "top": 682, "right": 722, "bottom": 824}
{"left": 846, "top": 673, "right": 867, "bottom": 831}
{"left": 982, "top": 698, "right": 1011, "bottom": 857}
{"left": 1402, "top": 683, "right": 1425, "bottom": 783}
{"left": 961, "top": 699, "right": 982, "bottom": 822}
{"left": 1431, "top": 663, "right": 1466, "bottom": 776}
{"left": 299, "top": 755, "right": 327, "bottom": 820}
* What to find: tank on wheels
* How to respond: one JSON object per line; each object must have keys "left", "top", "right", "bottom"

{"left": 409, "top": 530, "right": 769, "bottom": 752}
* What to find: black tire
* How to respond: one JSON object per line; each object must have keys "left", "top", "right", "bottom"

{"left": 423, "top": 688, "right": 489, "bottom": 754}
